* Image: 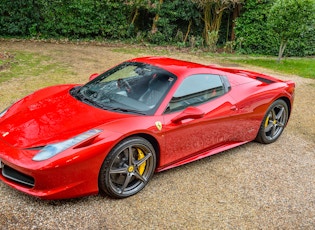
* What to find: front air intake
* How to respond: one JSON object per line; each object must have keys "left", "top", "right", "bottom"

{"left": 2, "top": 165, "right": 34, "bottom": 187}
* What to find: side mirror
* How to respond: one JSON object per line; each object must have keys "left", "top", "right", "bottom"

{"left": 89, "top": 73, "right": 99, "bottom": 81}
{"left": 171, "top": 107, "right": 205, "bottom": 124}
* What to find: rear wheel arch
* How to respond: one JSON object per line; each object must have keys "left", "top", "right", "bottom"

{"left": 255, "top": 98, "right": 289, "bottom": 144}
{"left": 278, "top": 96, "right": 292, "bottom": 120}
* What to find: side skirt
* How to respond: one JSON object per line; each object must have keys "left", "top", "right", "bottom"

{"left": 156, "top": 141, "right": 249, "bottom": 172}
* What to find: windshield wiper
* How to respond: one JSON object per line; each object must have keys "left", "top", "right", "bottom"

{"left": 71, "top": 87, "right": 105, "bottom": 109}
{"left": 70, "top": 86, "right": 82, "bottom": 98}
{"left": 109, "top": 107, "right": 146, "bottom": 115}
{"left": 73, "top": 89, "right": 145, "bottom": 114}
{"left": 81, "top": 97, "right": 109, "bottom": 109}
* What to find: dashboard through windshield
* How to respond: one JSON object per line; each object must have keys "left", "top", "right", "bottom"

{"left": 71, "top": 62, "right": 176, "bottom": 115}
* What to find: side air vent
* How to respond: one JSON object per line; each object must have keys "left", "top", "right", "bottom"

{"left": 256, "top": 77, "right": 275, "bottom": 84}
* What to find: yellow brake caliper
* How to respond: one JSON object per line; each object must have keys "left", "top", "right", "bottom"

{"left": 137, "top": 148, "right": 146, "bottom": 175}
{"left": 265, "top": 114, "right": 270, "bottom": 128}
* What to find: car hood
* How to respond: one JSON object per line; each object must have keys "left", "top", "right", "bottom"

{"left": 0, "top": 85, "right": 130, "bottom": 148}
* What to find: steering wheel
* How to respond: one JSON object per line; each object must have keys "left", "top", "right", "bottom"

{"left": 117, "top": 78, "right": 132, "bottom": 94}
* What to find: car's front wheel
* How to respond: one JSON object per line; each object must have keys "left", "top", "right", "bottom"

{"left": 256, "top": 99, "right": 289, "bottom": 144}
{"left": 99, "top": 136, "right": 156, "bottom": 198}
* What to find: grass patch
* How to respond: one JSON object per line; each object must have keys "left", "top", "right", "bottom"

{"left": 112, "top": 45, "right": 315, "bottom": 79}
{"left": 232, "top": 57, "right": 315, "bottom": 79}
{"left": 0, "top": 51, "right": 71, "bottom": 83}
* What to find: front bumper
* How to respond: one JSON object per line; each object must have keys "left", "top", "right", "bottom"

{"left": 0, "top": 138, "right": 111, "bottom": 200}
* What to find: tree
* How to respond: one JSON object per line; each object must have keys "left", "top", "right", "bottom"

{"left": 151, "top": 0, "right": 164, "bottom": 33}
{"left": 125, "top": 0, "right": 150, "bottom": 28}
{"left": 191, "top": 0, "right": 243, "bottom": 50}
{"left": 145, "top": 0, "right": 201, "bottom": 45}
{"left": 268, "top": 0, "right": 315, "bottom": 62}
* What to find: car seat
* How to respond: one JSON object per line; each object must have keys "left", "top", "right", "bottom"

{"left": 139, "top": 74, "right": 170, "bottom": 107}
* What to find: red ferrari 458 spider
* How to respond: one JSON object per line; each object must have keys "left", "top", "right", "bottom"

{"left": 0, "top": 57, "right": 295, "bottom": 199}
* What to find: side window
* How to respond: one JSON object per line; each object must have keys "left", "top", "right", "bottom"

{"left": 167, "top": 74, "right": 225, "bottom": 113}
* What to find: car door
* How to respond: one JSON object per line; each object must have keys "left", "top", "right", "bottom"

{"left": 159, "top": 74, "right": 238, "bottom": 167}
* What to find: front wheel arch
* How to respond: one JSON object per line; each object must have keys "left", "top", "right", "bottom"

{"left": 98, "top": 135, "right": 157, "bottom": 198}
{"left": 135, "top": 133, "right": 160, "bottom": 167}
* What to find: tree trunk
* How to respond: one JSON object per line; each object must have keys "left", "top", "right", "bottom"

{"left": 277, "top": 40, "right": 287, "bottom": 62}
{"left": 151, "top": 0, "right": 163, "bottom": 33}
{"left": 231, "top": 4, "right": 242, "bottom": 41}
{"left": 226, "top": 12, "right": 230, "bottom": 42}
{"left": 184, "top": 20, "right": 192, "bottom": 43}
{"left": 131, "top": 8, "right": 139, "bottom": 26}
{"left": 203, "top": 2, "right": 226, "bottom": 47}
{"left": 203, "top": 2, "right": 211, "bottom": 45}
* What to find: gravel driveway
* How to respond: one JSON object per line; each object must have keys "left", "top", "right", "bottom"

{"left": 0, "top": 40, "right": 314, "bottom": 229}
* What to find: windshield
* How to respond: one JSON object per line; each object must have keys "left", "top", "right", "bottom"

{"left": 72, "top": 62, "right": 176, "bottom": 115}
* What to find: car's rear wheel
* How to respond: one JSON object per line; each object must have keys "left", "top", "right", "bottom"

{"left": 99, "top": 136, "right": 156, "bottom": 198}
{"left": 256, "top": 99, "right": 289, "bottom": 144}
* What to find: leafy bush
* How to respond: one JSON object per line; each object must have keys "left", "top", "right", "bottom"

{"left": 235, "top": 0, "right": 315, "bottom": 57}
{"left": 0, "top": 0, "right": 130, "bottom": 39}
{"left": 147, "top": 0, "right": 201, "bottom": 45}
{"left": 0, "top": 0, "right": 313, "bottom": 57}
{"left": 39, "top": 0, "right": 130, "bottom": 39}
{"left": 268, "top": 0, "right": 315, "bottom": 60}
{"left": 0, "top": 0, "right": 41, "bottom": 36}
{"left": 235, "top": 0, "right": 277, "bottom": 55}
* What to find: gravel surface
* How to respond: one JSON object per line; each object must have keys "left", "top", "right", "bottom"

{"left": 0, "top": 40, "right": 314, "bottom": 229}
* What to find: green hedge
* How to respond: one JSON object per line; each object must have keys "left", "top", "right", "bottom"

{"left": 0, "top": 0, "right": 131, "bottom": 39}
{"left": 0, "top": 0, "right": 42, "bottom": 36}
{"left": 0, "top": 0, "right": 314, "bottom": 56}
{"left": 235, "top": 0, "right": 315, "bottom": 57}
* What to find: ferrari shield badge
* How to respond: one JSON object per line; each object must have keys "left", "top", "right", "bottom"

{"left": 155, "top": 121, "right": 162, "bottom": 131}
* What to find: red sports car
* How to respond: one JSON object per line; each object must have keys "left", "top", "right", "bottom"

{"left": 0, "top": 57, "right": 295, "bottom": 199}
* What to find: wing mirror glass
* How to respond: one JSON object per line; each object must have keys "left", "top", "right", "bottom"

{"left": 171, "top": 107, "right": 205, "bottom": 124}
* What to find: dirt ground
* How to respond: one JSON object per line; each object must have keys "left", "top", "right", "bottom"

{"left": 0, "top": 40, "right": 314, "bottom": 229}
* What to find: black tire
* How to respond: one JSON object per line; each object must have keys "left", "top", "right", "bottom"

{"left": 256, "top": 99, "right": 289, "bottom": 144}
{"left": 98, "top": 136, "right": 156, "bottom": 198}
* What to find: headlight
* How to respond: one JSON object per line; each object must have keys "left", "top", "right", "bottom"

{"left": 32, "top": 129, "right": 102, "bottom": 161}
